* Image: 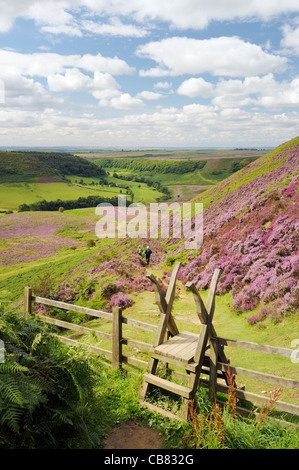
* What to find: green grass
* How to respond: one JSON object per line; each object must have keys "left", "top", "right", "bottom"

{"left": 0, "top": 175, "right": 164, "bottom": 211}
{"left": 0, "top": 242, "right": 111, "bottom": 301}
{"left": 0, "top": 180, "right": 120, "bottom": 211}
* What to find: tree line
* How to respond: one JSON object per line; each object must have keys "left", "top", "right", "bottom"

{"left": 96, "top": 157, "right": 207, "bottom": 174}
{"left": 18, "top": 194, "right": 127, "bottom": 212}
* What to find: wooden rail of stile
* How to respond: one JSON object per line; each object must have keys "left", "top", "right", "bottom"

{"left": 23, "top": 271, "right": 299, "bottom": 423}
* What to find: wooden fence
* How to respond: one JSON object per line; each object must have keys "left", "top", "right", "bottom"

{"left": 24, "top": 286, "right": 299, "bottom": 421}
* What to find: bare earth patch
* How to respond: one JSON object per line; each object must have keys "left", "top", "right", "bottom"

{"left": 104, "top": 421, "right": 163, "bottom": 449}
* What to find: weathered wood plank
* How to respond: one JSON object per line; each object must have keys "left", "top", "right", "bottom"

{"left": 122, "top": 316, "right": 158, "bottom": 333}
{"left": 37, "top": 314, "right": 112, "bottom": 340}
{"left": 216, "top": 337, "right": 295, "bottom": 358}
{"left": 147, "top": 261, "right": 181, "bottom": 345}
{"left": 112, "top": 307, "right": 122, "bottom": 369}
{"left": 122, "top": 337, "right": 152, "bottom": 352}
{"left": 121, "top": 355, "right": 147, "bottom": 369}
{"left": 209, "top": 337, "right": 218, "bottom": 402}
{"left": 152, "top": 352, "right": 195, "bottom": 371}
{"left": 155, "top": 331, "right": 197, "bottom": 353}
{"left": 205, "top": 268, "right": 222, "bottom": 321}
{"left": 32, "top": 295, "right": 113, "bottom": 321}
{"left": 140, "top": 401, "right": 184, "bottom": 421}
{"left": 178, "top": 337, "right": 199, "bottom": 362}
{"left": 217, "top": 362, "right": 299, "bottom": 390}
{"left": 185, "top": 282, "right": 208, "bottom": 324}
{"left": 24, "top": 286, "right": 32, "bottom": 319}
{"left": 154, "top": 332, "right": 198, "bottom": 362}
{"left": 143, "top": 373, "right": 191, "bottom": 398}
{"left": 185, "top": 281, "right": 228, "bottom": 368}
{"left": 207, "top": 380, "right": 299, "bottom": 416}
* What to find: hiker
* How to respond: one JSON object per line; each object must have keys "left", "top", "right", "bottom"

{"left": 145, "top": 246, "right": 152, "bottom": 265}
{"left": 137, "top": 246, "right": 143, "bottom": 256}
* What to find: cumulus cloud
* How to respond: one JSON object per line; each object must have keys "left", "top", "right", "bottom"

{"left": 0, "top": 49, "right": 134, "bottom": 78}
{"left": 0, "top": 48, "right": 138, "bottom": 111}
{"left": 177, "top": 78, "right": 215, "bottom": 98}
{"left": 108, "top": 93, "right": 144, "bottom": 110}
{"left": 177, "top": 73, "right": 299, "bottom": 109}
{"left": 1, "top": 1, "right": 299, "bottom": 34}
{"left": 137, "top": 36, "right": 288, "bottom": 77}
{"left": 281, "top": 22, "right": 299, "bottom": 54}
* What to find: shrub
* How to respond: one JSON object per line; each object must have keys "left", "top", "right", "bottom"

{"left": 0, "top": 292, "right": 100, "bottom": 448}
{"left": 86, "top": 239, "right": 96, "bottom": 248}
{"left": 106, "top": 292, "right": 134, "bottom": 311}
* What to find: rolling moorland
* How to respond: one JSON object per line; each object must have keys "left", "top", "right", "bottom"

{"left": 0, "top": 138, "right": 298, "bottom": 449}
{"left": 0, "top": 149, "right": 261, "bottom": 211}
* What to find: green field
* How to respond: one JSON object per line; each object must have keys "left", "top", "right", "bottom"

{"left": 0, "top": 181, "right": 116, "bottom": 211}
{"left": 0, "top": 176, "right": 164, "bottom": 211}
{"left": 0, "top": 149, "right": 263, "bottom": 211}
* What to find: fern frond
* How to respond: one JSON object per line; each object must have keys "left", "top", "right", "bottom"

{"left": 0, "top": 362, "right": 28, "bottom": 374}
{"left": 30, "top": 332, "right": 43, "bottom": 356}
{"left": 0, "top": 375, "right": 24, "bottom": 407}
{"left": 0, "top": 404, "right": 23, "bottom": 433}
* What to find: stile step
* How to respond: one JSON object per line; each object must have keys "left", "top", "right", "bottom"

{"left": 139, "top": 401, "right": 184, "bottom": 421}
{"left": 143, "top": 373, "right": 191, "bottom": 398}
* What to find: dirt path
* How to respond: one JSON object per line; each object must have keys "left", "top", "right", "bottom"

{"left": 104, "top": 421, "right": 163, "bottom": 449}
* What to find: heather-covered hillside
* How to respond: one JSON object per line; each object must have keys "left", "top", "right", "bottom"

{"left": 177, "top": 136, "right": 299, "bottom": 325}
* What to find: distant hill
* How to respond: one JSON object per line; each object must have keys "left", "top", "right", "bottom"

{"left": 0, "top": 151, "right": 106, "bottom": 183}
{"left": 175, "top": 136, "right": 299, "bottom": 323}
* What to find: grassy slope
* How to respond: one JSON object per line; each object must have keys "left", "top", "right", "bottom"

{"left": 93, "top": 156, "right": 259, "bottom": 190}
{"left": 0, "top": 150, "right": 105, "bottom": 183}
{"left": 0, "top": 181, "right": 118, "bottom": 211}
{"left": 191, "top": 136, "right": 299, "bottom": 209}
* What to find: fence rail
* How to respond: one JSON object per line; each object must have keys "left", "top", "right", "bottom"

{"left": 24, "top": 287, "right": 299, "bottom": 421}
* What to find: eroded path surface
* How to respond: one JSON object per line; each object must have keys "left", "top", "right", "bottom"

{"left": 104, "top": 421, "right": 163, "bottom": 449}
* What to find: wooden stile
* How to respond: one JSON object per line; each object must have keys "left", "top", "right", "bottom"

{"left": 24, "top": 271, "right": 299, "bottom": 423}
{"left": 139, "top": 265, "right": 227, "bottom": 420}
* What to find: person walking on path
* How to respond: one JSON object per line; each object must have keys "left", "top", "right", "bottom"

{"left": 145, "top": 246, "right": 152, "bottom": 265}
{"left": 137, "top": 246, "right": 143, "bottom": 256}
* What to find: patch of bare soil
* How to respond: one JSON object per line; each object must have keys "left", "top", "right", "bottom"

{"left": 104, "top": 421, "right": 163, "bottom": 449}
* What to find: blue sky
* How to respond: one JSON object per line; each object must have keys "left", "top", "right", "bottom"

{"left": 0, "top": 1, "right": 298, "bottom": 148}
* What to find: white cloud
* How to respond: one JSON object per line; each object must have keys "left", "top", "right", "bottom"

{"left": 178, "top": 73, "right": 299, "bottom": 109}
{"left": 0, "top": 49, "right": 134, "bottom": 78}
{"left": 137, "top": 37, "right": 288, "bottom": 77}
{"left": 154, "top": 81, "right": 172, "bottom": 89}
{"left": 136, "top": 91, "right": 163, "bottom": 100}
{"left": 109, "top": 93, "right": 144, "bottom": 109}
{"left": 48, "top": 68, "right": 92, "bottom": 92}
{"left": 81, "top": 18, "right": 148, "bottom": 37}
{"left": 0, "top": 48, "right": 137, "bottom": 111}
{"left": 177, "top": 77, "right": 214, "bottom": 98}
{"left": 0, "top": 72, "right": 63, "bottom": 110}
{"left": 1, "top": 1, "right": 299, "bottom": 34}
{"left": 139, "top": 68, "right": 170, "bottom": 78}
{"left": 281, "top": 22, "right": 299, "bottom": 54}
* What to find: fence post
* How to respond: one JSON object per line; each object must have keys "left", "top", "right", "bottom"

{"left": 209, "top": 337, "right": 218, "bottom": 402}
{"left": 112, "top": 306, "right": 122, "bottom": 369}
{"left": 24, "top": 287, "right": 32, "bottom": 319}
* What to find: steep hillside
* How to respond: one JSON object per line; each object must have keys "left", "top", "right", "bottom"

{"left": 0, "top": 151, "right": 106, "bottom": 183}
{"left": 0, "top": 151, "right": 58, "bottom": 182}
{"left": 175, "top": 136, "right": 299, "bottom": 324}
